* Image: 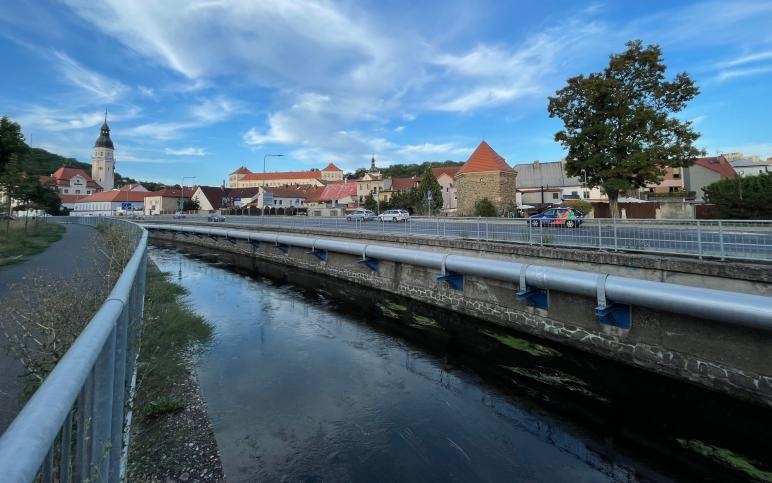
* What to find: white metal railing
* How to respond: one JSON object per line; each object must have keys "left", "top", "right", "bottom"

{"left": 0, "top": 217, "right": 147, "bottom": 482}
{"left": 146, "top": 214, "right": 772, "bottom": 261}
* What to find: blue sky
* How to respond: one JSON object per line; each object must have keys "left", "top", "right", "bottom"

{"left": 1, "top": 0, "right": 772, "bottom": 187}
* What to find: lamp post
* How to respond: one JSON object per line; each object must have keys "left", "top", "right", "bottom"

{"left": 181, "top": 176, "right": 196, "bottom": 212}
{"left": 262, "top": 154, "right": 284, "bottom": 188}
{"left": 580, "top": 169, "right": 588, "bottom": 199}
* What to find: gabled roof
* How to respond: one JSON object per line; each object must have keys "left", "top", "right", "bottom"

{"left": 730, "top": 158, "right": 770, "bottom": 168}
{"left": 295, "top": 185, "right": 326, "bottom": 203}
{"left": 51, "top": 167, "right": 93, "bottom": 182}
{"left": 59, "top": 194, "right": 88, "bottom": 203}
{"left": 266, "top": 186, "right": 309, "bottom": 199}
{"left": 693, "top": 156, "right": 736, "bottom": 179}
{"left": 432, "top": 166, "right": 461, "bottom": 179}
{"left": 145, "top": 188, "right": 196, "bottom": 198}
{"left": 320, "top": 182, "right": 357, "bottom": 201}
{"left": 512, "top": 160, "right": 580, "bottom": 189}
{"left": 390, "top": 176, "right": 420, "bottom": 191}
{"left": 230, "top": 166, "right": 252, "bottom": 175}
{"left": 118, "top": 184, "right": 150, "bottom": 192}
{"left": 76, "top": 191, "right": 148, "bottom": 203}
{"left": 457, "top": 141, "right": 512, "bottom": 175}
{"left": 322, "top": 162, "right": 343, "bottom": 172}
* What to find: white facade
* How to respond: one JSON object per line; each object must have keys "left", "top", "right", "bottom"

{"left": 72, "top": 200, "right": 145, "bottom": 217}
{"left": 92, "top": 147, "right": 114, "bottom": 191}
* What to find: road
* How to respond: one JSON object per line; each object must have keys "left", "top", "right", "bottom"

{"left": 142, "top": 214, "right": 772, "bottom": 261}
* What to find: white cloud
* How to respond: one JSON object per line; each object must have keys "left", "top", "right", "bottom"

{"left": 716, "top": 50, "right": 772, "bottom": 69}
{"left": 52, "top": 51, "right": 129, "bottom": 102}
{"left": 394, "top": 125, "right": 405, "bottom": 132}
{"left": 165, "top": 147, "right": 207, "bottom": 156}
{"left": 396, "top": 143, "right": 469, "bottom": 157}
{"left": 714, "top": 64, "right": 772, "bottom": 82}
{"left": 189, "top": 96, "right": 241, "bottom": 123}
{"left": 124, "top": 122, "right": 198, "bottom": 141}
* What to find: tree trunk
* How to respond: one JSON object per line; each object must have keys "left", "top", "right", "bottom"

{"left": 608, "top": 192, "right": 620, "bottom": 219}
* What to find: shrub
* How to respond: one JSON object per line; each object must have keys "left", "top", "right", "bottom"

{"left": 560, "top": 199, "right": 593, "bottom": 216}
{"left": 473, "top": 198, "right": 498, "bottom": 217}
{"left": 703, "top": 173, "right": 772, "bottom": 219}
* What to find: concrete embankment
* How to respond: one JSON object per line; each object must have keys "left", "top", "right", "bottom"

{"left": 147, "top": 224, "right": 772, "bottom": 408}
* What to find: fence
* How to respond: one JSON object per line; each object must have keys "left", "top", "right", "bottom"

{"left": 148, "top": 214, "right": 772, "bottom": 262}
{"left": 0, "top": 217, "right": 147, "bottom": 482}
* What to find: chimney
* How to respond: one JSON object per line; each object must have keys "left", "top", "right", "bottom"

{"left": 533, "top": 160, "right": 540, "bottom": 168}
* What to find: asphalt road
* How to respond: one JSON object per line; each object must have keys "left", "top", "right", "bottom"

{"left": 144, "top": 215, "right": 772, "bottom": 261}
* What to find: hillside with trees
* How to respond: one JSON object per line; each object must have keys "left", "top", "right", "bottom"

{"left": 345, "top": 160, "right": 463, "bottom": 180}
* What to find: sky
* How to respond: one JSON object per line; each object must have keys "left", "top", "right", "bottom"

{"left": 1, "top": 0, "right": 772, "bottom": 187}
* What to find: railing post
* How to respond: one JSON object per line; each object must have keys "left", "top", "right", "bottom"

{"left": 75, "top": 374, "right": 94, "bottom": 482}
{"left": 528, "top": 219, "right": 533, "bottom": 245}
{"left": 718, "top": 220, "right": 725, "bottom": 260}
{"left": 109, "top": 306, "right": 130, "bottom": 482}
{"left": 597, "top": 219, "right": 602, "bottom": 249}
{"left": 60, "top": 410, "right": 73, "bottom": 483}
{"left": 696, "top": 220, "right": 703, "bottom": 259}
{"left": 612, "top": 217, "right": 619, "bottom": 251}
{"left": 90, "top": 327, "right": 117, "bottom": 482}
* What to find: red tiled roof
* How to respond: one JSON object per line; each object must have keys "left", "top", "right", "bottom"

{"left": 241, "top": 170, "right": 323, "bottom": 181}
{"left": 59, "top": 194, "right": 88, "bottom": 203}
{"left": 693, "top": 156, "right": 736, "bottom": 179}
{"left": 456, "top": 141, "right": 512, "bottom": 175}
{"left": 390, "top": 177, "right": 421, "bottom": 191}
{"left": 230, "top": 166, "right": 252, "bottom": 175}
{"left": 76, "top": 191, "right": 148, "bottom": 203}
{"left": 145, "top": 188, "right": 196, "bottom": 198}
{"left": 320, "top": 182, "right": 357, "bottom": 201}
{"left": 322, "top": 162, "right": 343, "bottom": 172}
{"left": 51, "top": 167, "right": 93, "bottom": 181}
{"left": 266, "top": 186, "right": 310, "bottom": 199}
{"left": 432, "top": 166, "right": 461, "bottom": 179}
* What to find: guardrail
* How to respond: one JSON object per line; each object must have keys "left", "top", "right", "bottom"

{"left": 0, "top": 217, "right": 147, "bottom": 482}
{"left": 147, "top": 224, "right": 772, "bottom": 330}
{"left": 143, "top": 214, "right": 772, "bottom": 262}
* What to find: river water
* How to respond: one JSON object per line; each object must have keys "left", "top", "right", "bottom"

{"left": 149, "top": 244, "right": 772, "bottom": 482}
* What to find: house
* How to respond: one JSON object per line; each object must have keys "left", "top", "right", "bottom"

{"left": 381, "top": 177, "right": 421, "bottom": 203}
{"left": 317, "top": 182, "right": 357, "bottom": 207}
{"left": 354, "top": 172, "right": 392, "bottom": 203}
{"left": 730, "top": 158, "right": 770, "bottom": 177}
{"left": 191, "top": 186, "right": 262, "bottom": 211}
{"left": 455, "top": 141, "right": 517, "bottom": 216}
{"left": 512, "top": 160, "right": 604, "bottom": 205}
{"left": 40, "top": 167, "right": 102, "bottom": 200}
{"left": 143, "top": 188, "right": 196, "bottom": 215}
{"left": 228, "top": 162, "right": 344, "bottom": 188}
{"left": 432, "top": 166, "right": 461, "bottom": 212}
{"left": 72, "top": 190, "right": 148, "bottom": 216}
{"left": 683, "top": 156, "right": 736, "bottom": 202}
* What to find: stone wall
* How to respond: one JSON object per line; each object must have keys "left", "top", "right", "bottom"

{"left": 149, "top": 230, "right": 772, "bottom": 408}
{"left": 455, "top": 171, "right": 517, "bottom": 216}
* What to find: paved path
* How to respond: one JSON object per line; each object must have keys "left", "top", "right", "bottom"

{"left": 0, "top": 223, "right": 106, "bottom": 434}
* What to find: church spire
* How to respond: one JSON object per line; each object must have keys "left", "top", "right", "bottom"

{"left": 94, "top": 111, "right": 114, "bottom": 149}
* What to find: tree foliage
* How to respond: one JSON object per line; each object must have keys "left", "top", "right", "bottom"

{"left": 548, "top": 40, "right": 702, "bottom": 217}
{"left": 560, "top": 199, "right": 593, "bottom": 216}
{"left": 414, "top": 168, "right": 443, "bottom": 215}
{"left": 0, "top": 117, "right": 28, "bottom": 174}
{"left": 473, "top": 198, "right": 497, "bottom": 217}
{"left": 703, "top": 173, "right": 772, "bottom": 219}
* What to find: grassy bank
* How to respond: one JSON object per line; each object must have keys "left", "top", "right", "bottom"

{"left": 0, "top": 220, "right": 64, "bottom": 266}
{"left": 128, "top": 261, "right": 223, "bottom": 481}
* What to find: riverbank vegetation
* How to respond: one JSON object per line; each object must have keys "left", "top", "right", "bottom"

{"left": 128, "top": 262, "right": 223, "bottom": 481}
{"left": 0, "top": 220, "right": 64, "bottom": 266}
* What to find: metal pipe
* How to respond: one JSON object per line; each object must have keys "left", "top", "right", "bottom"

{"left": 147, "top": 224, "right": 772, "bottom": 329}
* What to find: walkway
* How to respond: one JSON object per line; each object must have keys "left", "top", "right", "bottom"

{"left": 0, "top": 223, "right": 106, "bottom": 433}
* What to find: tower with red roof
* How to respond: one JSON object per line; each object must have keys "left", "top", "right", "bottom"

{"left": 454, "top": 141, "right": 517, "bottom": 216}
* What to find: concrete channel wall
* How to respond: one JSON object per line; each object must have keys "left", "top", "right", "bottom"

{"left": 148, "top": 225, "right": 772, "bottom": 408}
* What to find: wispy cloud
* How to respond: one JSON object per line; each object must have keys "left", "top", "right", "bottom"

{"left": 716, "top": 50, "right": 772, "bottom": 69}
{"left": 714, "top": 64, "right": 772, "bottom": 82}
{"left": 165, "top": 147, "right": 207, "bottom": 156}
{"left": 53, "top": 51, "right": 129, "bottom": 102}
{"left": 189, "top": 96, "right": 242, "bottom": 123}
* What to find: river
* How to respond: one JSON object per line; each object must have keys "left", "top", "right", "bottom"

{"left": 149, "top": 243, "right": 772, "bottom": 482}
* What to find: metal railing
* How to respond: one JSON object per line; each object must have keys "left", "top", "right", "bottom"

{"left": 0, "top": 217, "right": 147, "bottom": 482}
{"left": 148, "top": 224, "right": 772, "bottom": 330}
{"left": 144, "top": 214, "right": 772, "bottom": 262}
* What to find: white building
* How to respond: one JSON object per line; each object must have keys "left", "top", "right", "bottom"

{"left": 730, "top": 158, "right": 770, "bottom": 177}
{"left": 72, "top": 190, "right": 146, "bottom": 216}
{"left": 512, "top": 160, "right": 605, "bottom": 206}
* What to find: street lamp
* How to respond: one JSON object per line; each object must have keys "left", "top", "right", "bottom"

{"left": 181, "top": 176, "right": 196, "bottom": 212}
{"left": 580, "top": 169, "right": 588, "bottom": 199}
{"left": 263, "top": 154, "right": 284, "bottom": 188}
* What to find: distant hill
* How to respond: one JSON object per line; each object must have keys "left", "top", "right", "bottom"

{"left": 345, "top": 160, "right": 464, "bottom": 180}
{"left": 22, "top": 146, "right": 92, "bottom": 177}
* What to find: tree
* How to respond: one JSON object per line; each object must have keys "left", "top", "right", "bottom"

{"left": 362, "top": 194, "right": 378, "bottom": 212}
{"left": 473, "top": 198, "right": 497, "bottom": 217}
{"left": 182, "top": 198, "right": 200, "bottom": 212}
{"left": 415, "top": 168, "right": 443, "bottom": 215}
{"left": 548, "top": 40, "right": 702, "bottom": 218}
{"left": 703, "top": 173, "right": 772, "bottom": 219}
{"left": 0, "top": 117, "right": 28, "bottom": 175}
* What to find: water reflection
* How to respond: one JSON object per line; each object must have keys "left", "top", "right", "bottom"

{"left": 149, "top": 245, "right": 768, "bottom": 482}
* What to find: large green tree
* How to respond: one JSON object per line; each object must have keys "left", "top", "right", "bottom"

{"left": 0, "top": 117, "right": 28, "bottom": 174}
{"left": 415, "top": 168, "right": 443, "bottom": 215}
{"left": 548, "top": 40, "right": 702, "bottom": 217}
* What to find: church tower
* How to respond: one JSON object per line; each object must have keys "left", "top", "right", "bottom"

{"left": 92, "top": 112, "right": 115, "bottom": 190}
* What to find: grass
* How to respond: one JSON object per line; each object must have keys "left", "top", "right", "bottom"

{"left": 134, "top": 262, "right": 213, "bottom": 419}
{"left": 0, "top": 220, "right": 64, "bottom": 266}
{"left": 482, "top": 330, "right": 562, "bottom": 357}
{"left": 677, "top": 439, "right": 772, "bottom": 482}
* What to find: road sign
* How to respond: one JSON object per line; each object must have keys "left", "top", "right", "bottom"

{"left": 427, "top": 191, "right": 432, "bottom": 200}
{"left": 121, "top": 202, "right": 133, "bottom": 210}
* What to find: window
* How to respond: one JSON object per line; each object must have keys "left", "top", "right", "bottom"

{"left": 446, "top": 188, "right": 449, "bottom": 192}
{"left": 552, "top": 193, "right": 559, "bottom": 200}
{"left": 64, "top": 189, "right": 69, "bottom": 193}
{"left": 76, "top": 190, "right": 81, "bottom": 194}
{"left": 673, "top": 171, "right": 681, "bottom": 179}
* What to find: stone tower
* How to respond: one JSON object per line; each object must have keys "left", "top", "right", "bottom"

{"left": 92, "top": 112, "right": 115, "bottom": 190}
{"left": 454, "top": 141, "right": 517, "bottom": 216}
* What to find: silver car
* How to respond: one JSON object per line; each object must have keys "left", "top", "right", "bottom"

{"left": 377, "top": 209, "right": 410, "bottom": 222}
{"left": 346, "top": 209, "right": 375, "bottom": 221}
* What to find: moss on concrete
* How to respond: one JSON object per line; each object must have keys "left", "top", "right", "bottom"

{"left": 482, "top": 330, "right": 561, "bottom": 357}
{"left": 677, "top": 439, "right": 772, "bottom": 482}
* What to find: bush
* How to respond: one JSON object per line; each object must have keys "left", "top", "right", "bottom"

{"left": 473, "top": 198, "right": 498, "bottom": 217}
{"left": 560, "top": 199, "right": 593, "bottom": 216}
{"left": 703, "top": 173, "right": 772, "bottom": 219}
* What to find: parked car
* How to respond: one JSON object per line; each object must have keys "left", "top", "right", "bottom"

{"left": 528, "top": 207, "right": 583, "bottom": 228}
{"left": 173, "top": 211, "right": 186, "bottom": 219}
{"left": 346, "top": 209, "right": 375, "bottom": 221}
{"left": 377, "top": 209, "right": 410, "bottom": 222}
{"left": 207, "top": 214, "right": 226, "bottom": 222}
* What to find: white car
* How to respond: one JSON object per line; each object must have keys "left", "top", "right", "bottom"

{"left": 377, "top": 209, "right": 410, "bottom": 222}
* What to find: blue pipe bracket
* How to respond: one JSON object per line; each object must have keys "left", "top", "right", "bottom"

{"left": 249, "top": 239, "right": 260, "bottom": 249}
{"left": 595, "top": 274, "right": 631, "bottom": 329}
{"left": 516, "top": 265, "right": 548, "bottom": 310}
{"left": 358, "top": 258, "right": 380, "bottom": 272}
{"left": 307, "top": 249, "right": 328, "bottom": 262}
{"left": 437, "top": 271, "right": 464, "bottom": 291}
{"left": 274, "top": 242, "right": 289, "bottom": 255}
